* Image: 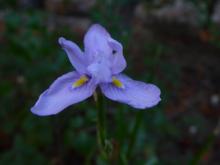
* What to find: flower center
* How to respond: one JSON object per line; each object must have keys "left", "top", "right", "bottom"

{"left": 87, "top": 53, "right": 112, "bottom": 83}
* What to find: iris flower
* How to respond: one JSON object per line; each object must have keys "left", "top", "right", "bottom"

{"left": 31, "top": 24, "right": 161, "bottom": 116}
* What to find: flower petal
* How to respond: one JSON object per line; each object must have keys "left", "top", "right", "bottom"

{"left": 84, "top": 24, "right": 112, "bottom": 58}
{"left": 100, "top": 74, "right": 161, "bottom": 109}
{"left": 59, "top": 37, "right": 88, "bottom": 74}
{"left": 108, "top": 38, "right": 127, "bottom": 74}
{"left": 87, "top": 52, "right": 112, "bottom": 83}
{"left": 31, "top": 71, "right": 96, "bottom": 116}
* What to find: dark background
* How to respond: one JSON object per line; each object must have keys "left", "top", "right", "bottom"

{"left": 0, "top": 0, "right": 220, "bottom": 164}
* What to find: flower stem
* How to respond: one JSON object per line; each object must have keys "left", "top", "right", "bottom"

{"left": 127, "top": 111, "right": 143, "bottom": 158}
{"left": 95, "top": 91, "right": 106, "bottom": 156}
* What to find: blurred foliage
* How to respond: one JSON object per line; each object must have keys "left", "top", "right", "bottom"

{"left": 0, "top": 0, "right": 220, "bottom": 164}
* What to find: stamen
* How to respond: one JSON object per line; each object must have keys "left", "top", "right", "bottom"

{"left": 72, "top": 75, "right": 89, "bottom": 88}
{"left": 112, "top": 77, "right": 124, "bottom": 88}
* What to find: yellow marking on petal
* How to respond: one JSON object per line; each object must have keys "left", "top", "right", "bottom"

{"left": 72, "top": 75, "right": 89, "bottom": 88}
{"left": 112, "top": 77, "right": 124, "bottom": 88}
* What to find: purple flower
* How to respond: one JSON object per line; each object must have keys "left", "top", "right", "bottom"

{"left": 31, "top": 24, "right": 161, "bottom": 116}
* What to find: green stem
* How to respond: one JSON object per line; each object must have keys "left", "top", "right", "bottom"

{"left": 95, "top": 91, "right": 106, "bottom": 156}
{"left": 127, "top": 111, "right": 143, "bottom": 158}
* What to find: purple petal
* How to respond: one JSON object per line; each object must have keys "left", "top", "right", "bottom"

{"left": 84, "top": 24, "right": 127, "bottom": 74}
{"left": 100, "top": 74, "right": 161, "bottom": 109}
{"left": 84, "top": 24, "right": 112, "bottom": 58}
{"left": 108, "top": 38, "right": 127, "bottom": 74}
{"left": 87, "top": 57, "right": 112, "bottom": 84}
{"left": 59, "top": 37, "right": 88, "bottom": 74}
{"left": 31, "top": 71, "right": 96, "bottom": 116}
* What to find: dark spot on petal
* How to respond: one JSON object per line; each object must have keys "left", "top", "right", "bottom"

{"left": 112, "top": 50, "right": 117, "bottom": 55}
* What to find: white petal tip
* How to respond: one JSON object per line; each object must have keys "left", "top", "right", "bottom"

{"left": 31, "top": 107, "right": 57, "bottom": 116}
{"left": 58, "top": 37, "right": 66, "bottom": 45}
{"left": 31, "top": 107, "right": 44, "bottom": 116}
{"left": 90, "top": 24, "right": 104, "bottom": 29}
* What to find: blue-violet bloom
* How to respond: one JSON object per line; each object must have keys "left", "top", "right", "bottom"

{"left": 31, "top": 24, "right": 161, "bottom": 116}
